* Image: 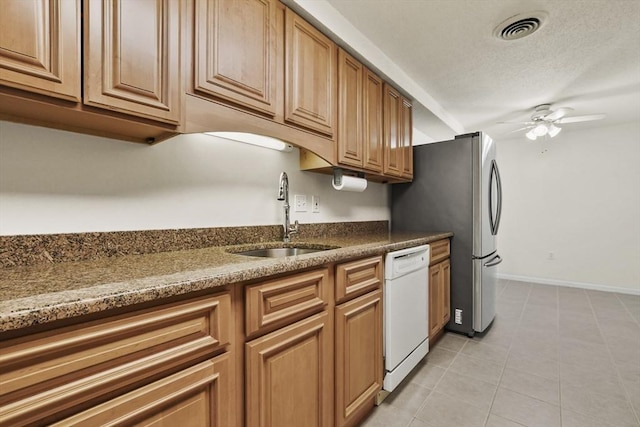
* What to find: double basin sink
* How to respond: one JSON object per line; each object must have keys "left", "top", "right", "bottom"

{"left": 228, "top": 244, "right": 338, "bottom": 258}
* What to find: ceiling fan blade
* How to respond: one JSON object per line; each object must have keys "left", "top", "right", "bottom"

{"left": 508, "top": 126, "right": 534, "bottom": 134}
{"left": 496, "top": 121, "right": 534, "bottom": 125}
{"left": 556, "top": 114, "right": 606, "bottom": 124}
{"left": 544, "top": 107, "right": 573, "bottom": 121}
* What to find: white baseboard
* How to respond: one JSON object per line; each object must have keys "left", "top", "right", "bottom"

{"left": 497, "top": 273, "right": 640, "bottom": 296}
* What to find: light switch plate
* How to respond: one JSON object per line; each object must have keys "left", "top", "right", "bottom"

{"left": 311, "top": 195, "right": 320, "bottom": 213}
{"left": 294, "top": 194, "right": 307, "bottom": 212}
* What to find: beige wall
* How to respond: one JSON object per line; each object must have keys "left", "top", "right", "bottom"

{"left": 496, "top": 121, "right": 640, "bottom": 293}
{"left": 0, "top": 121, "right": 390, "bottom": 235}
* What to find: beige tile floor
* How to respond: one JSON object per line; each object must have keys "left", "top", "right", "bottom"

{"left": 361, "top": 279, "right": 640, "bottom": 427}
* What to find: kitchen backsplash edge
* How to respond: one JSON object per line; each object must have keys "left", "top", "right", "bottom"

{"left": 0, "top": 221, "right": 389, "bottom": 268}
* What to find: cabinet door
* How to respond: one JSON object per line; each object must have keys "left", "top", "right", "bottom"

{"left": 335, "top": 290, "right": 383, "bottom": 427}
{"left": 0, "top": 0, "right": 80, "bottom": 101}
{"left": 246, "top": 311, "right": 332, "bottom": 427}
{"left": 194, "top": 0, "right": 277, "bottom": 116}
{"left": 84, "top": 0, "right": 181, "bottom": 124}
{"left": 337, "top": 49, "right": 363, "bottom": 168}
{"left": 52, "top": 355, "right": 233, "bottom": 427}
{"left": 441, "top": 259, "right": 451, "bottom": 325}
{"left": 285, "top": 8, "right": 336, "bottom": 136}
{"left": 383, "top": 83, "right": 403, "bottom": 177}
{"left": 401, "top": 96, "right": 413, "bottom": 178}
{"left": 362, "top": 69, "right": 384, "bottom": 173}
{"left": 428, "top": 263, "right": 441, "bottom": 339}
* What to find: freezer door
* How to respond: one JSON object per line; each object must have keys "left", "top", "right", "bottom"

{"left": 473, "top": 252, "right": 502, "bottom": 332}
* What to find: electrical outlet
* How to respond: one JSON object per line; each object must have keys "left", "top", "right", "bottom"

{"left": 294, "top": 194, "right": 307, "bottom": 212}
{"left": 454, "top": 309, "right": 463, "bottom": 325}
{"left": 311, "top": 195, "right": 320, "bottom": 213}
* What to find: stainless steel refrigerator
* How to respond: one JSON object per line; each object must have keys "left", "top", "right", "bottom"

{"left": 391, "top": 132, "right": 503, "bottom": 336}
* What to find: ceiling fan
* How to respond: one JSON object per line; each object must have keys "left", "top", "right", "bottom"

{"left": 508, "top": 104, "right": 606, "bottom": 140}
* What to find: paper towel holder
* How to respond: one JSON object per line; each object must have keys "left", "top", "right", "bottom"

{"left": 332, "top": 168, "right": 365, "bottom": 186}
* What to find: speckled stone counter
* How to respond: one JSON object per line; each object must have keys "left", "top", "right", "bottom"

{"left": 0, "top": 230, "right": 452, "bottom": 333}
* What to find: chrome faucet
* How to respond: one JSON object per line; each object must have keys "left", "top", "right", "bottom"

{"left": 277, "top": 172, "right": 299, "bottom": 243}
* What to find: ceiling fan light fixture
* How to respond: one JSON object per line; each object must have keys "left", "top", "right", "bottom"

{"left": 548, "top": 123, "right": 562, "bottom": 137}
{"left": 525, "top": 129, "right": 537, "bottom": 140}
{"left": 533, "top": 123, "right": 549, "bottom": 136}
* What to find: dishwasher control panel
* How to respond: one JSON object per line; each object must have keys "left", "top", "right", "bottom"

{"left": 385, "top": 244, "right": 430, "bottom": 280}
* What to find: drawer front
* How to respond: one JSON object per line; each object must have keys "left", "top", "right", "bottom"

{"left": 430, "top": 239, "right": 450, "bottom": 265}
{"left": 52, "top": 354, "right": 232, "bottom": 427}
{"left": 335, "top": 256, "right": 382, "bottom": 304}
{"left": 0, "top": 293, "right": 231, "bottom": 426}
{"left": 245, "top": 268, "right": 329, "bottom": 337}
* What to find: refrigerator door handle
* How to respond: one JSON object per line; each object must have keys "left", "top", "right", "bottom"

{"left": 489, "top": 160, "right": 502, "bottom": 235}
{"left": 483, "top": 253, "right": 502, "bottom": 267}
{"left": 495, "top": 161, "right": 503, "bottom": 234}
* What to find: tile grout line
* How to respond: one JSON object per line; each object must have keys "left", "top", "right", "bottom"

{"left": 409, "top": 339, "right": 466, "bottom": 426}
{"left": 555, "top": 284, "right": 563, "bottom": 426}
{"left": 588, "top": 291, "right": 640, "bottom": 427}
{"left": 614, "top": 292, "right": 640, "bottom": 327}
{"left": 481, "top": 280, "right": 533, "bottom": 427}
{"left": 614, "top": 290, "right": 640, "bottom": 425}
{"left": 408, "top": 277, "right": 514, "bottom": 426}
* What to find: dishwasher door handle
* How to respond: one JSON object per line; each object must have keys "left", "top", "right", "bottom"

{"left": 483, "top": 254, "right": 502, "bottom": 267}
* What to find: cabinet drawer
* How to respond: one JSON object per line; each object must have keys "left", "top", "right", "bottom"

{"left": 335, "top": 256, "right": 382, "bottom": 304}
{"left": 430, "top": 239, "right": 450, "bottom": 265}
{"left": 0, "top": 293, "right": 231, "bottom": 426}
{"left": 51, "top": 354, "right": 232, "bottom": 427}
{"left": 245, "top": 268, "right": 329, "bottom": 337}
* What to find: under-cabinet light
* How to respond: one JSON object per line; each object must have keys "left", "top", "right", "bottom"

{"left": 205, "top": 132, "right": 294, "bottom": 152}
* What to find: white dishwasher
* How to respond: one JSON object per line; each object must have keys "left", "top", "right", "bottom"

{"left": 383, "top": 244, "right": 430, "bottom": 392}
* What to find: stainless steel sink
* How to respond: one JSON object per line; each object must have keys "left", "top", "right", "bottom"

{"left": 235, "top": 247, "right": 328, "bottom": 258}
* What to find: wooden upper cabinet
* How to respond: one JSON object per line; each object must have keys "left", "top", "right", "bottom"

{"left": 337, "top": 49, "right": 363, "bottom": 168}
{"left": 383, "top": 83, "right": 413, "bottom": 179}
{"left": 337, "top": 49, "right": 384, "bottom": 173}
{"left": 0, "top": 0, "right": 81, "bottom": 101}
{"left": 194, "top": 0, "right": 277, "bottom": 116}
{"left": 363, "top": 69, "right": 384, "bottom": 173}
{"left": 285, "top": 8, "right": 336, "bottom": 137}
{"left": 401, "top": 96, "right": 413, "bottom": 178}
{"left": 383, "top": 83, "right": 403, "bottom": 177}
{"left": 84, "top": 0, "right": 181, "bottom": 124}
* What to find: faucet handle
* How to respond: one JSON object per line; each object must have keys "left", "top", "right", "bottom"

{"left": 290, "top": 220, "right": 299, "bottom": 234}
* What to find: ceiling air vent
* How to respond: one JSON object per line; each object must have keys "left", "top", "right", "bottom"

{"left": 493, "top": 11, "right": 548, "bottom": 41}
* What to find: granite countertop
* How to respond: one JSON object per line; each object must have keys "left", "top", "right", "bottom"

{"left": 0, "top": 231, "right": 452, "bottom": 333}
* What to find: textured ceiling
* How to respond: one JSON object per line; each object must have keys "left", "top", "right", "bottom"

{"left": 319, "top": 0, "right": 640, "bottom": 141}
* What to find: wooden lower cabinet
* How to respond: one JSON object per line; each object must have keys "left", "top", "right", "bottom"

{"left": 428, "top": 239, "right": 451, "bottom": 344}
{"left": 334, "top": 255, "right": 383, "bottom": 427}
{"left": 52, "top": 354, "right": 233, "bottom": 427}
{"left": 0, "top": 255, "right": 392, "bottom": 426}
{"left": 335, "top": 289, "right": 383, "bottom": 427}
{"left": 0, "top": 292, "right": 233, "bottom": 427}
{"left": 245, "top": 311, "right": 333, "bottom": 427}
